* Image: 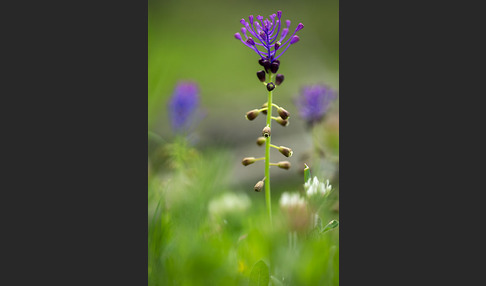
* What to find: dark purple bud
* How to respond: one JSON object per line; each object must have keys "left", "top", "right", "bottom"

{"left": 270, "top": 62, "right": 279, "bottom": 74}
{"left": 296, "top": 23, "right": 304, "bottom": 31}
{"left": 277, "top": 107, "right": 290, "bottom": 119}
{"left": 256, "top": 70, "right": 266, "bottom": 82}
{"left": 290, "top": 35, "right": 300, "bottom": 44}
{"left": 275, "top": 74, "right": 284, "bottom": 85}
{"left": 258, "top": 58, "right": 265, "bottom": 67}
{"left": 273, "top": 59, "right": 280, "bottom": 65}
{"left": 234, "top": 33, "right": 242, "bottom": 40}
{"left": 274, "top": 41, "right": 281, "bottom": 50}
{"left": 266, "top": 82, "right": 275, "bottom": 91}
{"left": 249, "top": 15, "right": 254, "bottom": 24}
{"left": 261, "top": 59, "right": 271, "bottom": 73}
{"left": 259, "top": 31, "right": 266, "bottom": 39}
{"left": 277, "top": 11, "right": 282, "bottom": 18}
{"left": 258, "top": 58, "right": 264, "bottom": 66}
{"left": 246, "top": 37, "right": 256, "bottom": 46}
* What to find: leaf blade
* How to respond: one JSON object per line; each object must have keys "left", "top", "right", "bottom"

{"left": 249, "top": 260, "right": 270, "bottom": 286}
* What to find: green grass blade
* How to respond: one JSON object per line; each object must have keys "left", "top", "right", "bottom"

{"left": 321, "top": 220, "right": 339, "bottom": 234}
{"left": 270, "top": 276, "right": 284, "bottom": 286}
{"left": 304, "top": 163, "right": 311, "bottom": 183}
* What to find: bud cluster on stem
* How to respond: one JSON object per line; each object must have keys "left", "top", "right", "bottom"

{"left": 240, "top": 59, "right": 295, "bottom": 225}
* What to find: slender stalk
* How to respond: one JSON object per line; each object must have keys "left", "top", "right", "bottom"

{"left": 265, "top": 73, "right": 274, "bottom": 224}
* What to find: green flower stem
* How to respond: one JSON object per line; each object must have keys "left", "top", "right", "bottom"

{"left": 269, "top": 144, "right": 279, "bottom": 149}
{"left": 265, "top": 73, "right": 274, "bottom": 224}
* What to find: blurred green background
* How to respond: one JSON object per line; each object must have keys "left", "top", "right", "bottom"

{"left": 149, "top": 0, "right": 339, "bottom": 285}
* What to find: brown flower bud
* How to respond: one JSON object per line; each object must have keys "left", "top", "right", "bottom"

{"left": 275, "top": 74, "right": 284, "bottom": 86}
{"left": 261, "top": 102, "right": 268, "bottom": 115}
{"left": 262, "top": 126, "right": 271, "bottom": 137}
{"left": 245, "top": 109, "right": 260, "bottom": 121}
{"left": 276, "top": 117, "right": 289, "bottom": 127}
{"left": 277, "top": 107, "right": 290, "bottom": 119}
{"left": 256, "top": 137, "right": 266, "bottom": 146}
{"left": 278, "top": 146, "right": 293, "bottom": 157}
{"left": 254, "top": 180, "right": 264, "bottom": 192}
{"left": 242, "top": 157, "right": 256, "bottom": 166}
{"left": 277, "top": 161, "right": 291, "bottom": 170}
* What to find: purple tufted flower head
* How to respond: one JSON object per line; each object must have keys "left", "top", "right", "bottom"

{"left": 294, "top": 85, "right": 337, "bottom": 126}
{"left": 168, "top": 81, "right": 201, "bottom": 133}
{"left": 234, "top": 11, "right": 304, "bottom": 63}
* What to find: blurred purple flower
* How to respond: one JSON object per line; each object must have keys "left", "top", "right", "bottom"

{"left": 295, "top": 85, "right": 337, "bottom": 126}
{"left": 234, "top": 11, "right": 303, "bottom": 63}
{"left": 168, "top": 81, "right": 201, "bottom": 133}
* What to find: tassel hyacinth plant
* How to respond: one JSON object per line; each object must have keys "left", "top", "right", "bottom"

{"left": 235, "top": 11, "right": 304, "bottom": 223}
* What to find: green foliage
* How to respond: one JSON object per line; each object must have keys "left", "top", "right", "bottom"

{"left": 148, "top": 142, "right": 339, "bottom": 286}
{"left": 249, "top": 260, "right": 269, "bottom": 286}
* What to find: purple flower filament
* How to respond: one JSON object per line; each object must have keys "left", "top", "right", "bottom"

{"left": 234, "top": 11, "right": 303, "bottom": 63}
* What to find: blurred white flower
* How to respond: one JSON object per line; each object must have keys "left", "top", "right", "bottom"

{"left": 208, "top": 192, "right": 251, "bottom": 218}
{"left": 279, "top": 192, "right": 309, "bottom": 232}
{"left": 279, "top": 192, "right": 306, "bottom": 209}
{"left": 305, "top": 177, "right": 332, "bottom": 198}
